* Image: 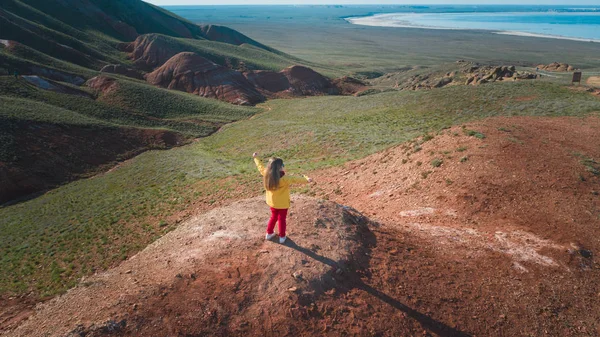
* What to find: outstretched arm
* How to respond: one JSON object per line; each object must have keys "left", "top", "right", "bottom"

{"left": 253, "top": 152, "right": 266, "bottom": 176}
{"left": 283, "top": 175, "right": 312, "bottom": 185}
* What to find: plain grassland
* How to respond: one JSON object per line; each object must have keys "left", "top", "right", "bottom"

{"left": 1, "top": 80, "right": 599, "bottom": 297}
{"left": 169, "top": 6, "right": 600, "bottom": 76}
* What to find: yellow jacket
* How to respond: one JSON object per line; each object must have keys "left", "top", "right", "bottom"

{"left": 254, "top": 157, "right": 309, "bottom": 209}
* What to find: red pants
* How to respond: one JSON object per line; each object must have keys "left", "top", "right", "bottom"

{"left": 267, "top": 207, "right": 288, "bottom": 237}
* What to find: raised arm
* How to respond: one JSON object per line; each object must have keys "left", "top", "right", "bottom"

{"left": 253, "top": 153, "right": 266, "bottom": 176}
{"left": 283, "top": 175, "right": 312, "bottom": 186}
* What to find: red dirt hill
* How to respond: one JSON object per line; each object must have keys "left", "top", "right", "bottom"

{"left": 145, "top": 52, "right": 265, "bottom": 105}
{"left": 6, "top": 116, "right": 599, "bottom": 336}
{"left": 124, "top": 34, "right": 183, "bottom": 70}
{"left": 6, "top": 196, "right": 372, "bottom": 337}
{"left": 311, "top": 115, "right": 600, "bottom": 336}
{"left": 280, "top": 65, "right": 339, "bottom": 96}
{"left": 244, "top": 65, "right": 340, "bottom": 98}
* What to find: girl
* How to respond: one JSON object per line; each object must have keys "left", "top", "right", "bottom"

{"left": 253, "top": 152, "right": 312, "bottom": 243}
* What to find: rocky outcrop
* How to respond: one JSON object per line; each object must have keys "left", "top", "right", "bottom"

{"left": 100, "top": 64, "right": 144, "bottom": 80}
{"left": 537, "top": 62, "right": 576, "bottom": 72}
{"left": 400, "top": 73, "right": 455, "bottom": 91}
{"left": 390, "top": 62, "right": 540, "bottom": 91}
{"left": 85, "top": 76, "right": 119, "bottom": 95}
{"left": 145, "top": 52, "right": 265, "bottom": 105}
{"left": 464, "top": 65, "right": 538, "bottom": 86}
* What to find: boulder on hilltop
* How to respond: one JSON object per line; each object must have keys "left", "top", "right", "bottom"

{"left": 537, "top": 62, "right": 576, "bottom": 72}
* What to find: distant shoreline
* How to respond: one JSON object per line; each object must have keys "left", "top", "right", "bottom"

{"left": 346, "top": 13, "right": 600, "bottom": 44}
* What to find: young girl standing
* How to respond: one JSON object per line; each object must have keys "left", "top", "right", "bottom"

{"left": 253, "top": 152, "right": 312, "bottom": 243}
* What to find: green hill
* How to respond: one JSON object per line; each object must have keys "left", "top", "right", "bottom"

{"left": 0, "top": 0, "right": 310, "bottom": 203}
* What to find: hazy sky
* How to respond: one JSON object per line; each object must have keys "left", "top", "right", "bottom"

{"left": 145, "top": 0, "right": 600, "bottom": 5}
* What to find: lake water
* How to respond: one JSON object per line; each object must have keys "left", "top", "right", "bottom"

{"left": 347, "top": 9, "right": 600, "bottom": 42}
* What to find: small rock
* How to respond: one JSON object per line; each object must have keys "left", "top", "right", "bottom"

{"left": 292, "top": 271, "right": 303, "bottom": 280}
{"left": 125, "top": 270, "right": 132, "bottom": 274}
{"left": 288, "top": 287, "right": 298, "bottom": 292}
{"left": 499, "top": 314, "right": 506, "bottom": 319}
{"left": 580, "top": 250, "right": 593, "bottom": 258}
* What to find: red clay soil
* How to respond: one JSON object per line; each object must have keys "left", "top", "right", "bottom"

{"left": 312, "top": 115, "right": 600, "bottom": 336}
{"left": 145, "top": 53, "right": 344, "bottom": 105}
{"left": 244, "top": 66, "right": 341, "bottom": 99}
{"left": 145, "top": 52, "right": 265, "bottom": 105}
{"left": 86, "top": 75, "right": 120, "bottom": 95}
{"left": 4, "top": 116, "right": 600, "bottom": 336}
{"left": 126, "top": 34, "right": 183, "bottom": 70}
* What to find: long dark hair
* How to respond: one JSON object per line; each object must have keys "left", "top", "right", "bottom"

{"left": 264, "top": 157, "right": 284, "bottom": 191}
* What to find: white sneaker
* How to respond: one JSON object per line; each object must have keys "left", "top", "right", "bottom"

{"left": 265, "top": 233, "right": 276, "bottom": 240}
{"left": 279, "top": 236, "right": 287, "bottom": 244}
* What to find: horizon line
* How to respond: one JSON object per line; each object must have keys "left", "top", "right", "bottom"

{"left": 159, "top": 3, "right": 598, "bottom": 6}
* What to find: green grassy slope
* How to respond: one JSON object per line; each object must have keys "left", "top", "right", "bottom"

{"left": 127, "top": 33, "right": 302, "bottom": 73}
{"left": 0, "top": 75, "right": 257, "bottom": 205}
{"left": 0, "top": 0, "right": 303, "bottom": 77}
{"left": 1, "top": 80, "right": 599, "bottom": 297}
{"left": 0, "top": 76, "right": 256, "bottom": 137}
{"left": 1, "top": 0, "right": 308, "bottom": 207}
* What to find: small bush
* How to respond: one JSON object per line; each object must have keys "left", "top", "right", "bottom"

{"left": 465, "top": 129, "right": 486, "bottom": 139}
{"left": 431, "top": 158, "right": 443, "bottom": 167}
